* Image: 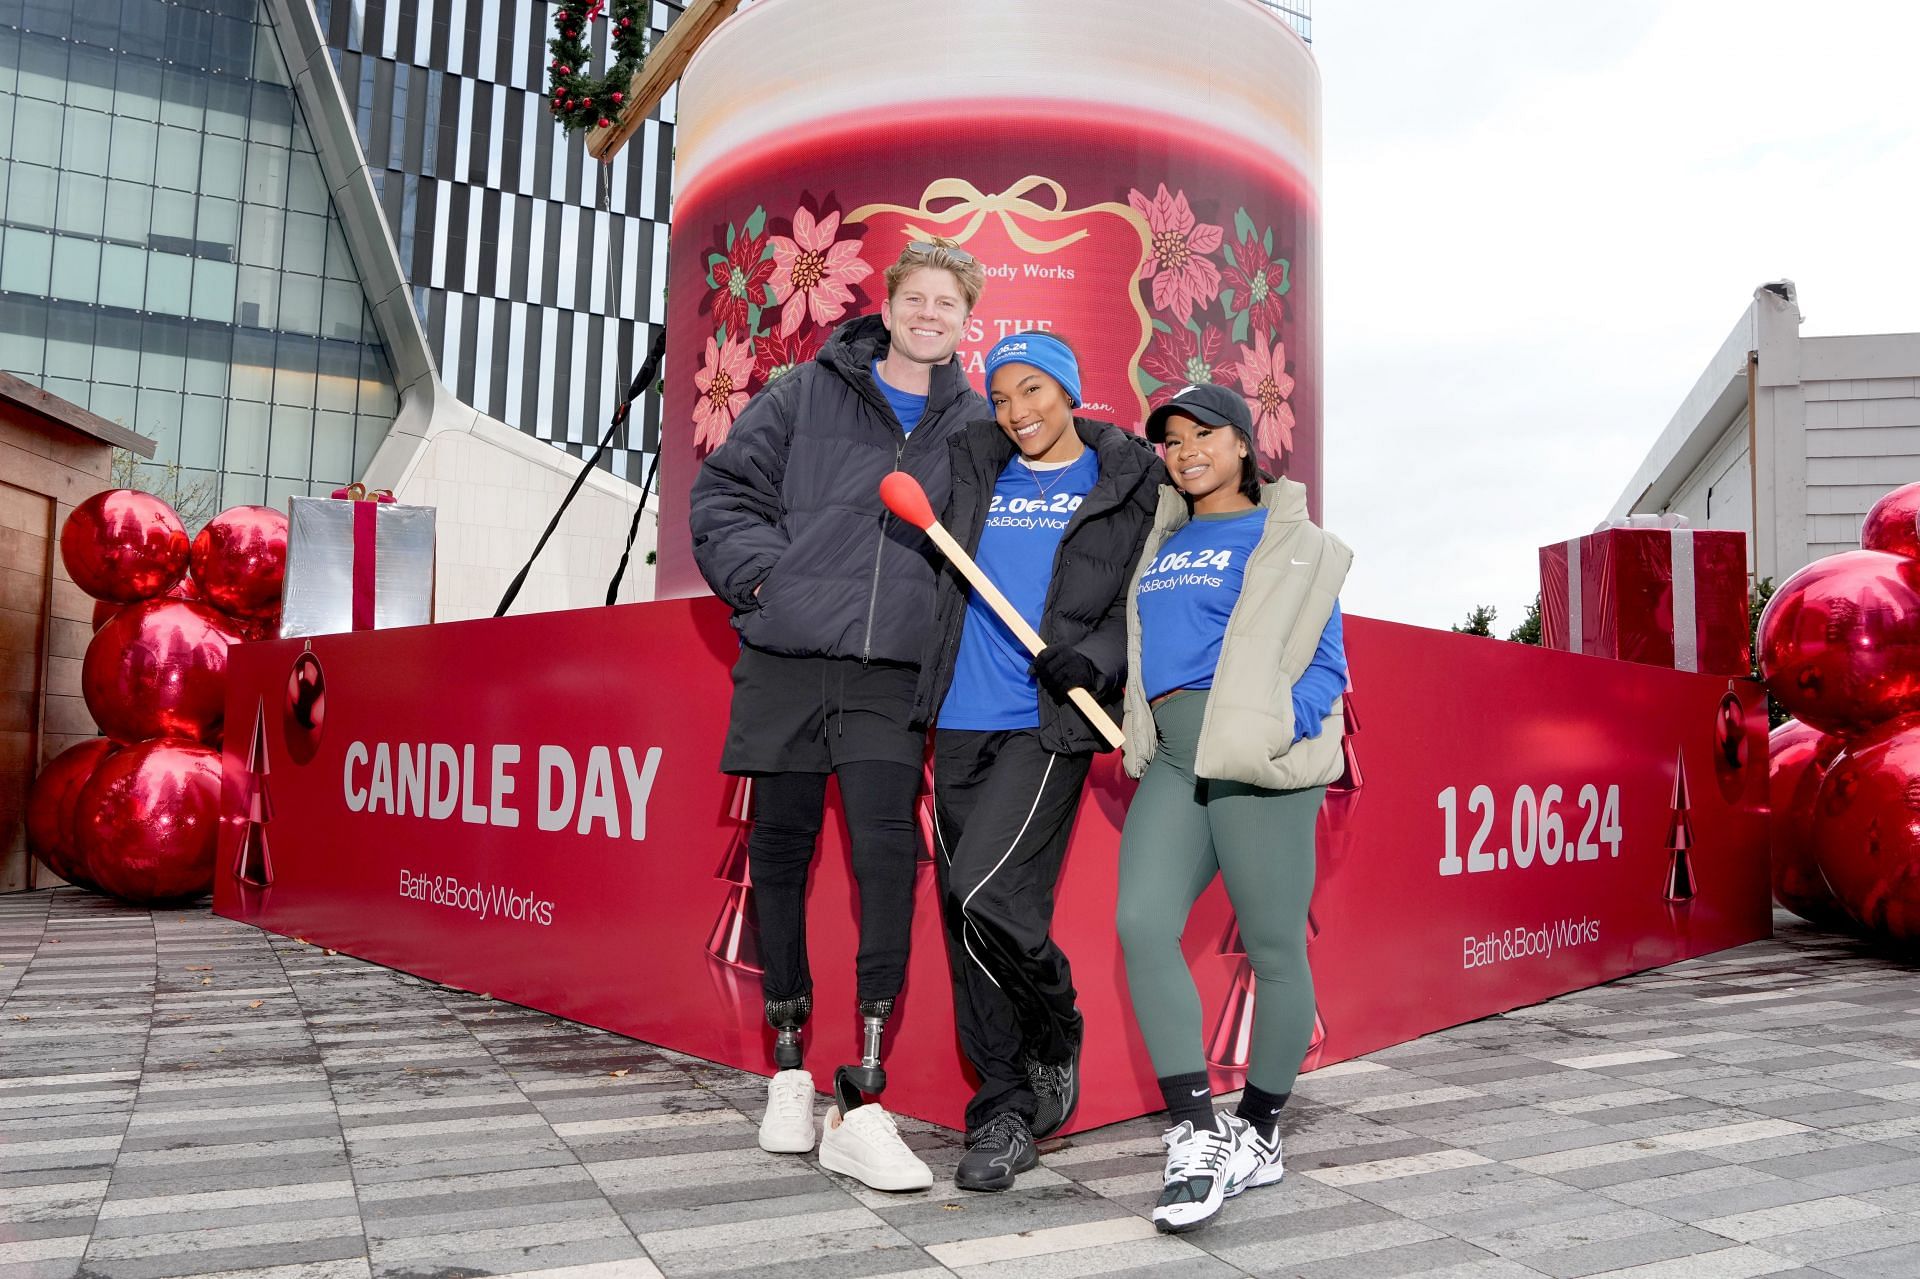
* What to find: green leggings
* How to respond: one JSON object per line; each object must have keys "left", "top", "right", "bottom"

{"left": 1116, "top": 690, "right": 1323, "bottom": 1096}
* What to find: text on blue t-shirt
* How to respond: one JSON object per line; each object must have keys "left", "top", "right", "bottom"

{"left": 940, "top": 449, "right": 1101, "bottom": 731}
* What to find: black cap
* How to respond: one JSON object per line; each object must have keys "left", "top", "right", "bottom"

{"left": 1144, "top": 383, "right": 1252, "bottom": 444}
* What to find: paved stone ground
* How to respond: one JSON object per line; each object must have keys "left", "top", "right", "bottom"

{"left": 5, "top": 891, "right": 1920, "bottom": 1279}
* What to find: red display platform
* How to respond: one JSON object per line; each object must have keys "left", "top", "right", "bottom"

{"left": 215, "top": 598, "right": 1770, "bottom": 1133}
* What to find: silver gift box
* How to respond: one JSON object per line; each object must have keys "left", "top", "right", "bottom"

{"left": 281, "top": 495, "right": 436, "bottom": 637}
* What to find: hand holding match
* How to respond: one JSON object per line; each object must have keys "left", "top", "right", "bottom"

{"left": 880, "top": 472, "right": 1126, "bottom": 750}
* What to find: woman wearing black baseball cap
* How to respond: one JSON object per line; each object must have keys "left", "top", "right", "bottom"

{"left": 1116, "top": 382, "right": 1352, "bottom": 1234}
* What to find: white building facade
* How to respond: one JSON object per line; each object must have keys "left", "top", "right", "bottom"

{"left": 1609, "top": 281, "right": 1920, "bottom": 586}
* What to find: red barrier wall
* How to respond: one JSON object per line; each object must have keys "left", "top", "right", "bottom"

{"left": 216, "top": 599, "right": 1770, "bottom": 1132}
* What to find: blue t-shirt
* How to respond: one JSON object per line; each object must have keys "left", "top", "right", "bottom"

{"left": 940, "top": 449, "right": 1101, "bottom": 730}
{"left": 1138, "top": 509, "right": 1348, "bottom": 740}
{"left": 874, "top": 361, "right": 927, "bottom": 432}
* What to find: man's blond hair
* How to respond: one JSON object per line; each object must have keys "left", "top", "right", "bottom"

{"left": 883, "top": 237, "right": 985, "bottom": 311}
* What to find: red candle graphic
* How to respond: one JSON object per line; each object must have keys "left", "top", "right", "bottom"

{"left": 234, "top": 697, "right": 273, "bottom": 890}
{"left": 1665, "top": 746, "right": 1697, "bottom": 910}
{"left": 706, "top": 775, "right": 762, "bottom": 973}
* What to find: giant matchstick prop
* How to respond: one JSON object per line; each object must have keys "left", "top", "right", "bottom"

{"left": 880, "top": 472, "right": 1126, "bottom": 750}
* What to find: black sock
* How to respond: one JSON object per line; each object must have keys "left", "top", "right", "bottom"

{"left": 1158, "top": 1072, "right": 1215, "bottom": 1130}
{"left": 1236, "top": 1083, "right": 1288, "bottom": 1140}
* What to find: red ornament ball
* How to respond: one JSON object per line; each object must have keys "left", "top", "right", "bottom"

{"left": 283, "top": 649, "right": 326, "bottom": 765}
{"left": 60, "top": 490, "right": 189, "bottom": 604}
{"left": 75, "top": 738, "right": 222, "bottom": 904}
{"left": 1861, "top": 482, "right": 1920, "bottom": 560}
{"left": 83, "top": 599, "right": 243, "bottom": 744}
{"left": 1768, "top": 719, "right": 1850, "bottom": 929}
{"left": 598, "top": 117, "right": 611, "bottom": 127}
{"left": 1758, "top": 550, "right": 1920, "bottom": 735}
{"left": 1810, "top": 716, "right": 1920, "bottom": 945}
{"left": 25, "top": 737, "right": 117, "bottom": 889}
{"left": 191, "top": 505, "right": 287, "bottom": 618}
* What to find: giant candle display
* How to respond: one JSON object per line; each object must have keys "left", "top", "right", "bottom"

{"left": 654, "top": 0, "right": 1322, "bottom": 596}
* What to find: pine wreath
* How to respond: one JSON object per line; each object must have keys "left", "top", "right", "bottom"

{"left": 548, "top": 0, "right": 648, "bottom": 134}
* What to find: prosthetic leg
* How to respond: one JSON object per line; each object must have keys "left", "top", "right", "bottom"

{"left": 833, "top": 997, "right": 893, "bottom": 1112}
{"left": 765, "top": 994, "right": 811, "bottom": 1070}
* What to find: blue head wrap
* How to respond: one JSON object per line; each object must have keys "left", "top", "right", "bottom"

{"left": 984, "top": 331, "right": 1081, "bottom": 408}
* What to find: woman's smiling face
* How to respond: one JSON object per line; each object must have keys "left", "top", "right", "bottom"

{"left": 1160, "top": 413, "right": 1249, "bottom": 507}
{"left": 990, "top": 363, "right": 1078, "bottom": 463}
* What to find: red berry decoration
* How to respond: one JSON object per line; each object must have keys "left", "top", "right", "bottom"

{"left": 75, "top": 738, "right": 222, "bottom": 904}
{"left": 82, "top": 599, "right": 243, "bottom": 744}
{"left": 1767, "top": 719, "right": 1850, "bottom": 929}
{"left": 1810, "top": 716, "right": 1920, "bottom": 945}
{"left": 60, "top": 489, "right": 190, "bottom": 603}
{"left": 1758, "top": 550, "right": 1920, "bottom": 736}
{"left": 25, "top": 737, "right": 117, "bottom": 889}
{"left": 1861, "top": 481, "right": 1920, "bottom": 560}
{"left": 190, "top": 505, "right": 288, "bottom": 619}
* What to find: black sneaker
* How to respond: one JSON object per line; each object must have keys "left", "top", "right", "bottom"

{"left": 955, "top": 1112, "right": 1038, "bottom": 1192}
{"left": 1026, "top": 1014, "right": 1083, "bottom": 1140}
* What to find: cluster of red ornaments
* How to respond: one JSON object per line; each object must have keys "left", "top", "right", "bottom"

{"left": 25, "top": 491, "right": 288, "bottom": 905}
{"left": 546, "top": 0, "right": 644, "bottom": 133}
{"left": 1761, "top": 481, "right": 1920, "bottom": 942}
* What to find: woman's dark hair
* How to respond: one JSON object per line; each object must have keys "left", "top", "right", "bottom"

{"left": 1236, "top": 444, "right": 1263, "bottom": 503}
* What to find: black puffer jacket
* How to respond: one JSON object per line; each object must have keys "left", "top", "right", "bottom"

{"left": 689, "top": 315, "right": 988, "bottom": 664}
{"left": 913, "top": 417, "right": 1165, "bottom": 753}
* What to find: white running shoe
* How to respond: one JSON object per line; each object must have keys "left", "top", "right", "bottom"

{"left": 818, "top": 1102, "right": 934, "bottom": 1192}
{"left": 1225, "top": 1119, "right": 1284, "bottom": 1196}
{"left": 758, "top": 1069, "right": 817, "bottom": 1154}
{"left": 1152, "top": 1114, "right": 1242, "bottom": 1233}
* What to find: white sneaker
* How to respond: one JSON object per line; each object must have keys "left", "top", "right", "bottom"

{"left": 1152, "top": 1115, "right": 1241, "bottom": 1233}
{"left": 818, "top": 1102, "right": 934, "bottom": 1192}
{"left": 758, "top": 1069, "right": 817, "bottom": 1154}
{"left": 1225, "top": 1119, "right": 1283, "bottom": 1196}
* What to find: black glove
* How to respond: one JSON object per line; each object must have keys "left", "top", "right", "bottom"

{"left": 1031, "top": 644, "right": 1099, "bottom": 699}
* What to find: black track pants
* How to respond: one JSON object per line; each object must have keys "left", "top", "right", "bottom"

{"left": 932, "top": 728, "right": 1091, "bottom": 1133}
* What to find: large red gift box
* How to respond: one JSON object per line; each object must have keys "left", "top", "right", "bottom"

{"left": 1539, "top": 521, "right": 1750, "bottom": 676}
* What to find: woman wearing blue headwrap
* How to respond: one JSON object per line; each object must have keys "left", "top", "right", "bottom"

{"left": 910, "top": 331, "right": 1165, "bottom": 1190}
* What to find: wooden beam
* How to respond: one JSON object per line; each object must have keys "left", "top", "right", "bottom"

{"left": 586, "top": 0, "right": 746, "bottom": 162}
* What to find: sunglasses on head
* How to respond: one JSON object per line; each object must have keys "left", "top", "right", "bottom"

{"left": 902, "top": 239, "right": 976, "bottom": 265}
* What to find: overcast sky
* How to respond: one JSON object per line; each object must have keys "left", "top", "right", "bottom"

{"left": 1311, "top": 0, "right": 1920, "bottom": 632}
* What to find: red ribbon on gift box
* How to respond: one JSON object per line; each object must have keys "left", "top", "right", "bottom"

{"left": 330, "top": 484, "right": 396, "bottom": 630}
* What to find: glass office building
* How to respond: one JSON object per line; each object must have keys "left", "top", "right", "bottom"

{"left": 0, "top": 0, "right": 400, "bottom": 517}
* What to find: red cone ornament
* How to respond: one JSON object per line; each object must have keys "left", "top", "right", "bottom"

{"left": 59, "top": 490, "right": 190, "bottom": 603}
{"left": 24, "top": 737, "right": 116, "bottom": 888}
{"left": 1758, "top": 550, "right": 1920, "bottom": 735}
{"left": 82, "top": 599, "right": 242, "bottom": 744}
{"left": 74, "top": 737, "right": 222, "bottom": 903}
{"left": 1810, "top": 716, "right": 1920, "bottom": 945}
{"left": 1861, "top": 481, "right": 1920, "bottom": 560}
{"left": 190, "top": 505, "right": 288, "bottom": 618}
{"left": 1768, "top": 720, "right": 1850, "bottom": 929}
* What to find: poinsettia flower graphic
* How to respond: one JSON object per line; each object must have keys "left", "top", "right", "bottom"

{"left": 1128, "top": 184, "right": 1223, "bottom": 325}
{"left": 768, "top": 207, "right": 873, "bottom": 337}
{"left": 1222, "top": 231, "right": 1288, "bottom": 338}
{"left": 709, "top": 226, "right": 776, "bottom": 340}
{"left": 754, "top": 325, "right": 824, "bottom": 386}
{"left": 693, "top": 334, "right": 755, "bottom": 453}
{"left": 1141, "top": 323, "right": 1237, "bottom": 409}
{"left": 1236, "top": 330, "right": 1297, "bottom": 459}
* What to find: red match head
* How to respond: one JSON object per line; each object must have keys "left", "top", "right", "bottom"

{"left": 879, "top": 471, "right": 936, "bottom": 530}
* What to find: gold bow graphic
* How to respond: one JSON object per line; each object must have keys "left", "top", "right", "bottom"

{"left": 850, "top": 176, "right": 1150, "bottom": 256}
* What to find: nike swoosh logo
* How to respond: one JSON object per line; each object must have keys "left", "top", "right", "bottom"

{"left": 1290, "top": 558, "right": 1311, "bottom": 566}
{"left": 1189, "top": 1087, "right": 1208, "bottom": 1097}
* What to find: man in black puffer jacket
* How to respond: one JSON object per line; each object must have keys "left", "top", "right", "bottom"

{"left": 690, "top": 239, "right": 988, "bottom": 1191}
